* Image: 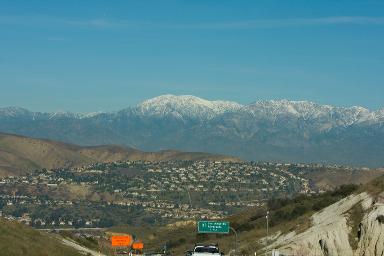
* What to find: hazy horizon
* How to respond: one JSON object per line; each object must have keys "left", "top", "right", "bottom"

{"left": 1, "top": 0, "right": 383, "bottom": 112}
{"left": 1, "top": 94, "right": 384, "bottom": 113}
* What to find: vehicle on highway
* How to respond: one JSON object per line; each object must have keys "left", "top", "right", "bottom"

{"left": 190, "top": 244, "right": 223, "bottom": 256}
{"left": 185, "top": 250, "right": 192, "bottom": 256}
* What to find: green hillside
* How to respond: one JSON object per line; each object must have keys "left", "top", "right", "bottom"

{"left": 0, "top": 218, "right": 81, "bottom": 256}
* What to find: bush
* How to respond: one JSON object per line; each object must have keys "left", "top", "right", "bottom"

{"left": 291, "top": 205, "right": 308, "bottom": 218}
{"left": 268, "top": 198, "right": 289, "bottom": 211}
{"left": 249, "top": 211, "right": 265, "bottom": 221}
{"left": 312, "top": 197, "right": 335, "bottom": 211}
{"left": 99, "top": 218, "right": 114, "bottom": 227}
{"left": 331, "top": 184, "right": 359, "bottom": 198}
{"left": 166, "top": 238, "right": 186, "bottom": 249}
{"left": 237, "top": 222, "right": 254, "bottom": 231}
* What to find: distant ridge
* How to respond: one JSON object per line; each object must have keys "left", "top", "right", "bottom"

{"left": 0, "top": 132, "right": 240, "bottom": 176}
{"left": 0, "top": 94, "right": 383, "bottom": 167}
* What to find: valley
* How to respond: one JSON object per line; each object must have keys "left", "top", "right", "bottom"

{"left": 2, "top": 159, "right": 382, "bottom": 227}
{"left": 0, "top": 160, "right": 316, "bottom": 228}
{"left": 0, "top": 133, "right": 383, "bottom": 255}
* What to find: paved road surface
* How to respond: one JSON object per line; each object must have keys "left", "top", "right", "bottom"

{"left": 61, "top": 237, "right": 106, "bottom": 256}
{"left": 38, "top": 227, "right": 107, "bottom": 232}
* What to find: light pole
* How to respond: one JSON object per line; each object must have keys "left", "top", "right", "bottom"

{"left": 230, "top": 226, "right": 238, "bottom": 256}
{"left": 266, "top": 211, "right": 269, "bottom": 256}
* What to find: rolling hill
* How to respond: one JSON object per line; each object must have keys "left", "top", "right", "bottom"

{"left": 0, "top": 218, "right": 81, "bottom": 256}
{"left": 0, "top": 132, "right": 240, "bottom": 176}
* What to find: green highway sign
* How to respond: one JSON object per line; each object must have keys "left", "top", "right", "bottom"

{"left": 198, "top": 221, "right": 230, "bottom": 234}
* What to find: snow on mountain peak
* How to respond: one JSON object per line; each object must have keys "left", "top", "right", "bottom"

{"left": 0, "top": 107, "right": 31, "bottom": 117}
{"left": 137, "top": 94, "right": 243, "bottom": 119}
{"left": 246, "top": 99, "right": 331, "bottom": 119}
{"left": 0, "top": 95, "right": 382, "bottom": 126}
{"left": 242, "top": 99, "right": 380, "bottom": 126}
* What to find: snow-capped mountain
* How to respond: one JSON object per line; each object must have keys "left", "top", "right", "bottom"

{"left": 132, "top": 95, "right": 382, "bottom": 126}
{"left": 0, "top": 107, "right": 32, "bottom": 117}
{"left": 0, "top": 95, "right": 383, "bottom": 167}
{"left": 243, "top": 100, "right": 381, "bottom": 127}
{"left": 1, "top": 95, "right": 381, "bottom": 124}
{"left": 0, "top": 107, "right": 103, "bottom": 120}
{"left": 135, "top": 94, "right": 243, "bottom": 120}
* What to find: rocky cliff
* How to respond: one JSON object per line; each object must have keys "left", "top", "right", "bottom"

{"left": 266, "top": 191, "right": 384, "bottom": 255}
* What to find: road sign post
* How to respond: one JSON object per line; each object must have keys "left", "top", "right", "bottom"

{"left": 198, "top": 221, "right": 238, "bottom": 255}
{"left": 198, "top": 221, "right": 230, "bottom": 234}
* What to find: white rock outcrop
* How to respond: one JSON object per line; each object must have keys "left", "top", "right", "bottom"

{"left": 266, "top": 192, "right": 384, "bottom": 256}
{"left": 355, "top": 195, "right": 384, "bottom": 256}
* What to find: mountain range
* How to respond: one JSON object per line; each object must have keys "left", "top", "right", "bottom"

{"left": 0, "top": 94, "right": 383, "bottom": 167}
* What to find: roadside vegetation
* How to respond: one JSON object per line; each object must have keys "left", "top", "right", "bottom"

{"left": 108, "top": 183, "right": 362, "bottom": 255}
{"left": 229, "top": 184, "right": 359, "bottom": 233}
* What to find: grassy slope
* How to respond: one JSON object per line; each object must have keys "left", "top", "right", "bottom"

{"left": 0, "top": 218, "right": 81, "bottom": 256}
{"left": 0, "top": 132, "right": 240, "bottom": 176}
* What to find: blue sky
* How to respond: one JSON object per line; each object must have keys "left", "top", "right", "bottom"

{"left": 1, "top": 0, "right": 383, "bottom": 112}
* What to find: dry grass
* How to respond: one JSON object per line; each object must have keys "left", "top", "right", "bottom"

{"left": 0, "top": 218, "right": 81, "bottom": 256}
{"left": 304, "top": 168, "right": 384, "bottom": 191}
{"left": 0, "top": 132, "right": 240, "bottom": 176}
{"left": 362, "top": 174, "right": 384, "bottom": 196}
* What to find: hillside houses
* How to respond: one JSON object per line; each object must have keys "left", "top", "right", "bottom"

{"left": 0, "top": 160, "right": 347, "bottom": 228}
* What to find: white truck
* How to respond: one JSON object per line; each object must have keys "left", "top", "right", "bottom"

{"left": 190, "top": 244, "right": 223, "bottom": 256}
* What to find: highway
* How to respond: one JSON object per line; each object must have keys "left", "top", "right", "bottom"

{"left": 61, "top": 237, "right": 106, "bottom": 256}
{"left": 37, "top": 227, "right": 107, "bottom": 232}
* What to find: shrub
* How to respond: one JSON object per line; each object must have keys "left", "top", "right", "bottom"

{"left": 331, "top": 184, "right": 359, "bottom": 198}
{"left": 291, "top": 205, "right": 308, "bottom": 218}
{"left": 312, "top": 197, "right": 335, "bottom": 211}
{"left": 377, "top": 215, "right": 384, "bottom": 224}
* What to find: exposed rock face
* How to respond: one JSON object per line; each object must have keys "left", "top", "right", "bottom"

{"left": 355, "top": 194, "right": 384, "bottom": 256}
{"left": 267, "top": 192, "right": 384, "bottom": 256}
